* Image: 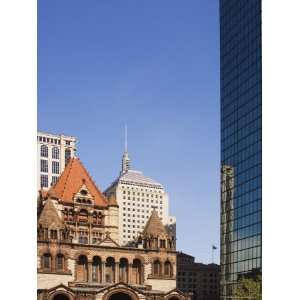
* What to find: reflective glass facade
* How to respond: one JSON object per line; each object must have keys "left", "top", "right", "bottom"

{"left": 219, "top": 0, "right": 262, "bottom": 298}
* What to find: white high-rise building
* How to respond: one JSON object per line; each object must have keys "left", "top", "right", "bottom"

{"left": 37, "top": 131, "right": 77, "bottom": 190}
{"left": 105, "top": 144, "right": 176, "bottom": 246}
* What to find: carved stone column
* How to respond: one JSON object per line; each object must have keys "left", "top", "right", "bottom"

{"left": 115, "top": 262, "right": 119, "bottom": 283}
{"left": 141, "top": 264, "right": 144, "bottom": 284}
{"left": 128, "top": 263, "right": 133, "bottom": 284}
{"left": 101, "top": 262, "right": 106, "bottom": 283}
{"left": 51, "top": 253, "right": 56, "bottom": 272}
{"left": 88, "top": 261, "right": 93, "bottom": 282}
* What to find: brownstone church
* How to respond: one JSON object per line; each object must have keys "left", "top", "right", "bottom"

{"left": 37, "top": 158, "right": 191, "bottom": 300}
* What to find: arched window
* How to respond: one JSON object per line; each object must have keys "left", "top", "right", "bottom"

{"left": 52, "top": 147, "right": 60, "bottom": 159}
{"left": 98, "top": 212, "right": 103, "bottom": 225}
{"left": 164, "top": 261, "right": 172, "bottom": 277}
{"left": 76, "top": 255, "right": 88, "bottom": 282}
{"left": 65, "top": 149, "right": 71, "bottom": 166}
{"left": 153, "top": 260, "right": 161, "bottom": 276}
{"left": 119, "top": 258, "right": 128, "bottom": 283}
{"left": 132, "top": 258, "right": 142, "bottom": 284}
{"left": 105, "top": 257, "right": 115, "bottom": 283}
{"left": 56, "top": 254, "right": 64, "bottom": 271}
{"left": 93, "top": 212, "right": 97, "bottom": 224}
{"left": 79, "top": 209, "right": 88, "bottom": 223}
{"left": 92, "top": 256, "right": 102, "bottom": 282}
{"left": 41, "top": 145, "right": 48, "bottom": 157}
{"left": 42, "top": 253, "right": 51, "bottom": 270}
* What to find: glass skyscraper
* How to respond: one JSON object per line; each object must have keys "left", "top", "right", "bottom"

{"left": 219, "top": 0, "right": 262, "bottom": 298}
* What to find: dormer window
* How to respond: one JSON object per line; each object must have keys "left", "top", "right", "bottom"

{"left": 80, "top": 189, "right": 88, "bottom": 196}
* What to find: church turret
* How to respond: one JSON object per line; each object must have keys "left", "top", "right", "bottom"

{"left": 138, "top": 208, "right": 176, "bottom": 251}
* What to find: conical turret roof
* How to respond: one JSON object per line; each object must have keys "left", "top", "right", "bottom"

{"left": 143, "top": 209, "right": 169, "bottom": 237}
{"left": 38, "top": 198, "right": 63, "bottom": 229}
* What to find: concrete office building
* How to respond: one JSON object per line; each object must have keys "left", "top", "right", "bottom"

{"left": 105, "top": 148, "right": 176, "bottom": 246}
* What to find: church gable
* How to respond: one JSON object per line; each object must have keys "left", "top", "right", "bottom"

{"left": 98, "top": 232, "right": 120, "bottom": 247}
{"left": 73, "top": 183, "right": 95, "bottom": 205}
{"left": 51, "top": 158, "right": 108, "bottom": 206}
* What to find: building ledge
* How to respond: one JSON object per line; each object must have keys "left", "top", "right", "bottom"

{"left": 38, "top": 269, "right": 72, "bottom": 275}
{"left": 147, "top": 275, "right": 176, "bottom": 280}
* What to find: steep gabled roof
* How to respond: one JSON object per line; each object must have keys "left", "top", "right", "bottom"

{"left": 143, "top": 209, "right": 169, "bottom": 237}
{"left": 38, "top": 198, "right": 63, "bottom": 228}
{"left": 52, "top": 158, "right": 108, "bottom": 206}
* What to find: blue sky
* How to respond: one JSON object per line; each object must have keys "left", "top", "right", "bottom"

{"left": 38, "top": 0, "right": 220, "bottom": 264}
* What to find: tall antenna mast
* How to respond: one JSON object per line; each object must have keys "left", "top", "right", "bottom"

{"left": 125, "top": 124, "right": 128, "bottom": 152}
{"left": 121, "top": 124, "right": 130, "bottom": 174}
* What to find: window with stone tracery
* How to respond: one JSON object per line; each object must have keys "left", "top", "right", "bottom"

{"left": 153, "top": 260, "right": 161, "bottom": 276}
{"left": 56, "top": 254, "right": 64, "bottom": 271}
{"left": 164, "top": 261, "right": 172, "bottom": 277}
{"left": 42, "top": 253, "right": 51, "bottom": 270}
{"left": 132, "top": 259, "right": 142, "bottom": 284}
{"left": 119, "top": 258, "right": 128, "bottom": 282}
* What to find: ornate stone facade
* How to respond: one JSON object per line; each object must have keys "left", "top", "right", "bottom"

{"left": 37, "top": 158, "right": 191, "bottom": 300}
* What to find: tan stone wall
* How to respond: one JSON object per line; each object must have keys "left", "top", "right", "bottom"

{"left": 38, "top": 273, "right": 74, "bottom": 289}
{"left": 144, "top": 263, "right": 152, "bottom": 282}
{"left": 145, "top": 278, "right": 176, "bottom": 292}
{"left": 38, "top": 242, "right": 177, "bottom": 292}
{"left": 106, "top": 205, "right": 119, "bottom": 244}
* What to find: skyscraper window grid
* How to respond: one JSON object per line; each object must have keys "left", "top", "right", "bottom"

{"left": 220, "top": 0, "right": 262, "bottom": 298}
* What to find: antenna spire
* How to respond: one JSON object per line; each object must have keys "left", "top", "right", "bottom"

{"left": 125, "top": 124, "right": 128, "bottom": 152}
{"left": 121, "top": 124, "right": 130, "bottom": 174}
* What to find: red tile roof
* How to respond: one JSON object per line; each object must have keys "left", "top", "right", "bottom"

{"left": 52, "top": 158, "right": 108, "bottom": 206}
